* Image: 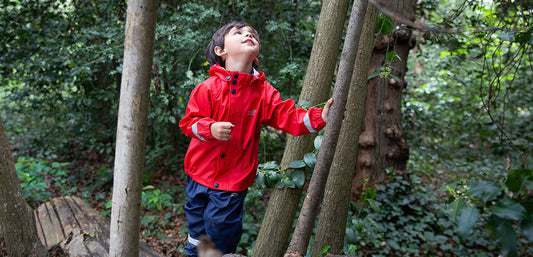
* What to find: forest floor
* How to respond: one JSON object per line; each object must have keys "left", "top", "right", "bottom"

{"left": 0, "top": 148, "right": 483, "bottom": 257}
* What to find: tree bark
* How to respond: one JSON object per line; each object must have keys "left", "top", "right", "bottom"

{"left": 252, "top": 1, "right": 351, "bottom": 257}
{"left": 286, "top": 0, "right": 368, "bottom": 256}
{"left": 352, "top": 0, "right": 416, "bottom": 200}
{"left": 312, "top": 4, "right": 379, "bottom": 256}
{"left": 109, "top": 0, "right": 158, "bottom": 256}
{"left": 0, "top": 116, "right": 47, "bottom": 257}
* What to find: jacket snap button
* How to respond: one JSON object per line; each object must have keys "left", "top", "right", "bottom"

{"left": 232, "top": 80, "right": 237, "bottom": 85}
{"left": 226, "top": 75, "right": 231, "bottom": 80}
{"left": 231, "top": 89, "right": 236, "bottom": 94}
{"left": 221, "top": 153, "right": 226, "bottom": 158}
{"left": 233, "top": 74, "right": 239, "bottom": 79}
{"left": 214, "top": 183, "right": 219, "bottom": 188}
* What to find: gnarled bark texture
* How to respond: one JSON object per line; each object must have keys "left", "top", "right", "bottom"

{"left": 352, "top": 0, "right": 417, "bottom": 200}
{"left": 312, "top": 3, "right": 379, "bottom": 255}
{"left": 252, "top": 1, "right": 351, "bottom": 257}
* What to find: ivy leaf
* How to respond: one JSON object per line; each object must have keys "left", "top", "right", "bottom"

{"left": 289, "top": 160, "right": 306, "bottom": 169}
{"left": 303, "top": 152, "right": 317, "bottom": 168}
{"left": 292, "top": 169, "right": 305, "bottom": 188}
{"left": 468, "top": 180, "right": 501, "bottom": 203}
{"left": 456, "top": 206, "right": 480, "bottom": 241}
{"left": 492, "top": 198, "right": 527, "bottom": 221}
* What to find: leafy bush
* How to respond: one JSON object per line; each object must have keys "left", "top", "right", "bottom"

{"left": 15, "top": 157, "right": 72, "bottom": 208}
{"left": 344, "top": 171, "right": 515, "bottom": 257}
{"left": 443, "top": 168, "right": 533, "bottom": 257}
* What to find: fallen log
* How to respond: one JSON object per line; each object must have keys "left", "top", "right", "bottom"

{"left": 34, "top": 196, "right": 160, "bottom": 257}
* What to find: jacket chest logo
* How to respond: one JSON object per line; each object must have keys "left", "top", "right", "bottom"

{"left": 247, "top": 109, "right": 256, "bottom": 116}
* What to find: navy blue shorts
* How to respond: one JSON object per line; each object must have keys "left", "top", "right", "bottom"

{"left": 184, "top": 176, "right": 247, "bottom": 257}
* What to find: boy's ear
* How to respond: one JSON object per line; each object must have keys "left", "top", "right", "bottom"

{"left": 214, "top": 46, "right": 227, "bottom": 57}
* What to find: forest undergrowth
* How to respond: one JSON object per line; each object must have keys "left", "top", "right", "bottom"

{"left": 1, "top": 139, "right": 530, "bottom": 257}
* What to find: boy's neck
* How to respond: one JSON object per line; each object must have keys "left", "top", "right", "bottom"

{"left": 225, "top": 59, "right": 253, "bottom": 74}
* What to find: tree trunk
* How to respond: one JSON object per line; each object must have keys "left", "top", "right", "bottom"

{"left": 0, "top": 116, "right": 47, "bottom": 257}
{"left": 109, "top": 0, "right": 158, "bottom": 256}
{"left": 252, "top": 1, "right": 351, "bottom": 257}
{"left": 286, "top": 1, "right": 368, "bottom": 256}
{"left": 312, "top": 4, "right": 379, "bottom": 256}
{"left": 352, "top": 0, "right": 416, "bottom": 200}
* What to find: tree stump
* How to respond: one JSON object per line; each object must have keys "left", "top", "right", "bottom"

{"left": 34, "top": 196, "right": 159, "bottom": 257}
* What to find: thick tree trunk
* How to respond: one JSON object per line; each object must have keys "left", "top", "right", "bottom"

{"left": 0, "top": 116, "right": 47, "bottom": 257}
{"left": 286, "top": 1, "right": 368, "bottom": 256}
{"left": 252, "top": 1, "right": 351, "bottom": 257}
{"left": 312, "top": 4, "right": 379, "bottom": 255}
{"left": 109, "top": 0, "right": 158, "bottom": 256}
{"left": 352, "top": 0, "right": 416, "bottom": 200}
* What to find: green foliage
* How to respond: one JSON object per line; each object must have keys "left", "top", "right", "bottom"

{"left": 15, "top": 157, "right": 72, "bottom": 208}
{"left": 443, "top": 168, "right": 533, "bottom": 257}
{"left": 345, "top": 172, "right": 504, "bottom": 257}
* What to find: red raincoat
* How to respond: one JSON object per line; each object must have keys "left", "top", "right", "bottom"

{"left": 179, "top": 64, "right": 326, "bottom": 191}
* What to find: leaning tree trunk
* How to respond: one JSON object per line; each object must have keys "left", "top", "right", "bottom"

{"left": 312, "top": 3, "right": 379, "bottom": 255}
{"left": 352, "top": 0, "right": 416, "bottom": 200}
{"left": 286, "top": 1, "right": 368, "bottom": 256}
{"left": 109, "top": 0, "right": 158, "bottom": 256}
{"left": 252, "top": 1, "right": 351, "bottom": 257}
{"left": 0, "top": 116, "right": 47, "bottom": 257}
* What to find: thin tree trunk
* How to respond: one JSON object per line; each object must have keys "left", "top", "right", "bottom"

{"left": 286, "top": 1, "right": 368, "bottom": 256}
{"left": 109, "top": 0, "right": 158, "bottom": 256}
{"left": 312, "top": 4, "right": 379, "bottom": 255}
{"left": 352, "top": 0, "right": 416, "bottom": 200}
{"left": 0, "top": 116, "right": 47, "bottom": 257}
{"left": 252, "top": 1, "right": 351, "bottom": 257}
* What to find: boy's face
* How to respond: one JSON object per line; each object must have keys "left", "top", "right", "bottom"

{"left": 217, "top": 26, "right": 259, "bottom": 63}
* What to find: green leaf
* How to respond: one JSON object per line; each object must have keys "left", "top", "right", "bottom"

{"left": 448, "top": 198, "right": 467, "bottom": 220}
{"left": 498, "top": 31, "right": 516, "bottom": 42}
{"left": 367, "top": 71, "right": 380, "bottom": 80}
{"left": 303, "top": 152, "right": 317, "bottom": 168}
{"left": 319, "top": 245, "right": 331, "bottom": 256}
{"left": 456, "top": 206, "right": 480, "bottom": 240}
{"left": 255, "top": 172, "right": 265, "bottom": 187}
{"left": 314, "top": 135, "right": 322, "bottom": 150}
{"left": 386, "top": 51, "right": 401, "bottom": 62}
{"left": 289, "top": 160, "right": 306, "bottom": 169}
{"left": 376, "top": 15, "right": 393, "bottom": 35}
{"left": 506, "top": 169, "right": 533, "bottom": 194}
{"left": 521, "top": 218, "right": 533, "bottom": 242}
{"left": 297, "top": 100, "right": 311, "bottom": 108}
{"left": 292, "top": 169, "right": 305, "bottom": 188}
{"left": 468, "top": 180, "right": 501, "bottom": 203}
{"left": 492, "top": 198, "right": 527, "bottom": 221}
{"left": 263, "top": 161, "right": 279, "bottom": 170}
{"left": 496, "top": 220, "right": 518, "bottom": 257}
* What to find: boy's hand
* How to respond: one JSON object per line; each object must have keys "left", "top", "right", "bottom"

{"left": 321, "top": 98, "right": 334, "bottom": 123}
{"left": 210, "top": 122, "right": 235, "bottom": 141}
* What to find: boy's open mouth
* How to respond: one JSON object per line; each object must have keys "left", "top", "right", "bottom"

{"left": 243, "top": 39, "right": 255, "bottom": 45}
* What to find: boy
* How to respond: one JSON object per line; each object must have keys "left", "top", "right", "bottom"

{"left": 179, "top": 21, "right": 333, "bottom": 256}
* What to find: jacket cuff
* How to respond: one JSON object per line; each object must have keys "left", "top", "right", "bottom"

{"left": 308, "top": 107, "right": 327, "bottom": 132}
{"left": 192, "top": 118, "right": 216, "bottom": 141}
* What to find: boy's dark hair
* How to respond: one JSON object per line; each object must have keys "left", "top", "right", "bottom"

{"left": 206, "top": 21, "right": 260, "bottom": 69}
